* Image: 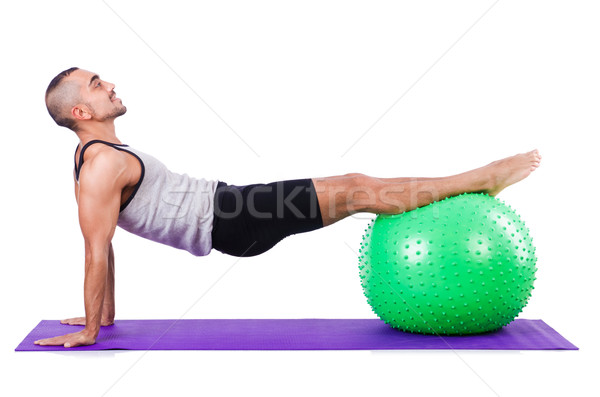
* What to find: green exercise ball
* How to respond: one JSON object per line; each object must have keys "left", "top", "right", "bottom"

{"left": 358, "top": 192, "right": 537, "bottom": 335}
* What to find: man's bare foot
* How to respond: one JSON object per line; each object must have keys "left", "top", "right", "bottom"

{"left": 483, "top": 149, "right": 542, "bottom": 197}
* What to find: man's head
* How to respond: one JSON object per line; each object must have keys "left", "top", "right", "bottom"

{"left": 45, "top": 67, "right": 127, "bottom": 132}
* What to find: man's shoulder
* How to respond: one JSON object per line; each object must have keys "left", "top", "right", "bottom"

{"left": 79, "top": 147, "right": 129, "bottom": 190}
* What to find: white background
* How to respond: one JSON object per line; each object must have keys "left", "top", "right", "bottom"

{"left": 1, "top": 0, "right": 598, "bottom": 396}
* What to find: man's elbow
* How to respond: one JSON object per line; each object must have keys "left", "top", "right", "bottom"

{"left": 85, "top": 241, "right": 112, "bottom": 263}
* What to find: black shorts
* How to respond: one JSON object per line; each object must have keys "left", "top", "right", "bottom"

{"left": 210, "top": 178, "right": 324, "bottom": 257}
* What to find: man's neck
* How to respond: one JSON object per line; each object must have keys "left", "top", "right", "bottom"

{"left": 76, "top": 122, "right": 123, "bottom": 146}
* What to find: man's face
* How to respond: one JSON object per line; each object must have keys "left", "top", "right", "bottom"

{"left": 70, "top": 69, "right": 127, "bottom": 122}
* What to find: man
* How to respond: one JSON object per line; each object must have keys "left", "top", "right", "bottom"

{"left": 35, "top": 67, "right": 542, "bottom": 348}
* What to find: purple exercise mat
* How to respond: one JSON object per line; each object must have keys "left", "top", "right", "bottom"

{"left": 15, "top": 318, "right": 577, "bottom": 351}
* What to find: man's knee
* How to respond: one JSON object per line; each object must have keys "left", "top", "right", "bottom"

{"left": 344, "top": 172, "right": 371, "bottom": 187}
{"left": 344, "top": 173, "right": 379, "bottom": 212}
{"left": 345, "top": 173, "right": 381, "bottom": 192}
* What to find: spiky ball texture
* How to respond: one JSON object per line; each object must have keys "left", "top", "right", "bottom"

{"left": 358, "top": 193, "right": 537, "bottom": 335}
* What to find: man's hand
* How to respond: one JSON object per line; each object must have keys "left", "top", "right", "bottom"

{"left": 34, "top": 330, "right": 96, "bottom": 348}
{"left": 61, "top": 317, "right": 114, "bottom": 326}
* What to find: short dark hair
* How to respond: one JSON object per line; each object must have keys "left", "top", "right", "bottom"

{"left": 45, "top": 67, "right": 80, "bottom": 130}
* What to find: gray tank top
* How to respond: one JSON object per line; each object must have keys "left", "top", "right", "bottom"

{"left": 74, "top": 140, "right": 218, "bottom": 256}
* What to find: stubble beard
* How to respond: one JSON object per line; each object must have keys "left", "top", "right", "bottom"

{"left": 92, "top": 102, "right": 128, "bottom": 121}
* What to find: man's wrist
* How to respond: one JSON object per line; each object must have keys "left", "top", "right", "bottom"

{"left": 82, "top": 326, "right": 100, "bottom": 339}
{"left": 102, "top": 310, "right": 115, "bottom": 323}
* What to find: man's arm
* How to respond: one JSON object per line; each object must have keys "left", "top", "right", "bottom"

{"left": 35, "top": 151, "right": 126, "bottom": 347}
{"left": 59, "top": 171, "right": 116, "bottom": 326}
{"left": 60, "top": 242, "right": 116, "bottom": 326}
{"left": 103, "top": 242, "right": 116, "bottom": 323}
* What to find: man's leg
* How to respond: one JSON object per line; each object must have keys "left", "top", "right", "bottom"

{"left": 312, "top": 149, "right": 542, "bottom": 227}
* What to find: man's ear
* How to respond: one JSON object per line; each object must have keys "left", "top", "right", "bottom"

{"left": 71, "top": 104, "right": 92, "bottom": 121}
